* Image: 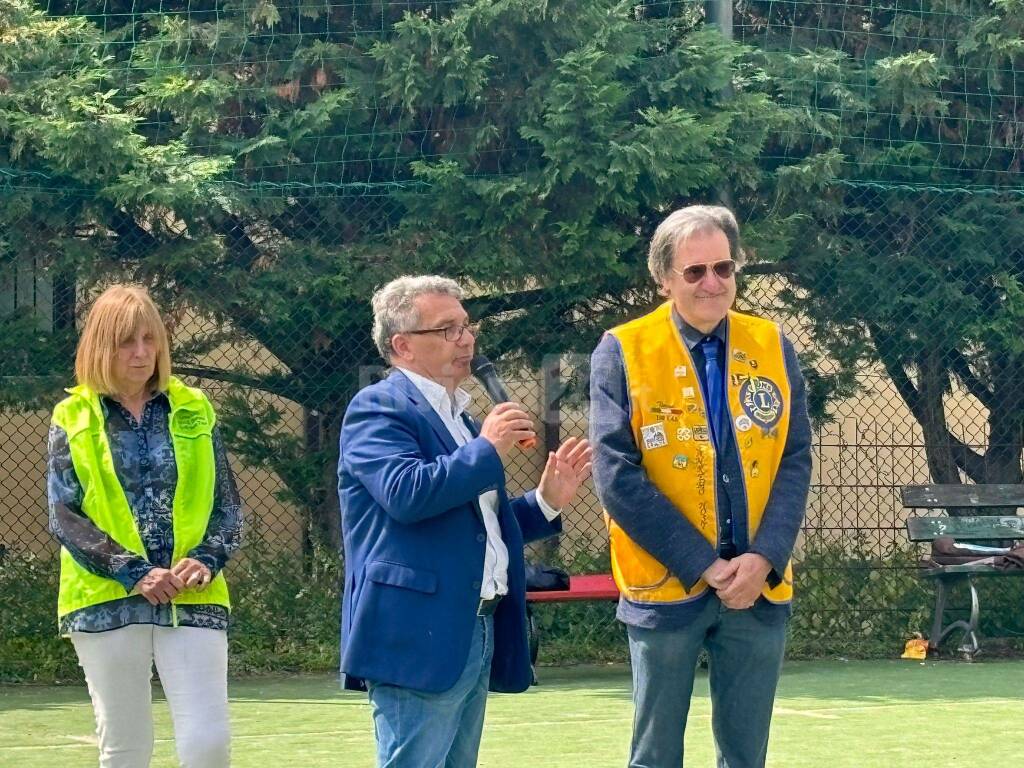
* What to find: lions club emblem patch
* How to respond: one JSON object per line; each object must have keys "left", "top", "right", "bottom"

{"left": 739, "top": 377, "right": 783, "bottom": 429}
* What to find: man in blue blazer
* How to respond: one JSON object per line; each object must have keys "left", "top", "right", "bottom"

{"left": 339, "top": 275, "right": 592, "bottom": 767}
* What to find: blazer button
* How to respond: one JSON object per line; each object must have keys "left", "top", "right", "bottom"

{"left": 476, "top": 533, "right": 486, "bottom": 543}
{"left": 472, "top": 580, "right": 481, "bottom": 591}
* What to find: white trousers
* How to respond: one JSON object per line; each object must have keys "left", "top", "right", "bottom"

{"left": 71, "top": 625, "right": 231, "bottom": 768}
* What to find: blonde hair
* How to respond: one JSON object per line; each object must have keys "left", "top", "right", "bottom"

{"left": 75, "top": 284, "right": 172, "bottom": 395}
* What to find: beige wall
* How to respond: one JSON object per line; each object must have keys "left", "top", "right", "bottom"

{"left": 1, "top": 409, "right": 50, "bottom": 554}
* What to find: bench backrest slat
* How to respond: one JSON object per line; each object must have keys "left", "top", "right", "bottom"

{"left": 901, "top": 484, "right": 1024, "bottom": 508}
{"left": 905, "top": 515, "right": 1024, "bottom": 542}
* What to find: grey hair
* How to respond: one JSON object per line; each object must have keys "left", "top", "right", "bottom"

{"left": 647, "top": 205, "right": 744, "bottom": 286}
{"left": 371, "top": 275, "right": 464, "bottom": 361}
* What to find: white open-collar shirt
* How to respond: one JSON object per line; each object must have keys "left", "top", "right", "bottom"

{"left": 398, "top": 368, "right": 560, "bottom": 600}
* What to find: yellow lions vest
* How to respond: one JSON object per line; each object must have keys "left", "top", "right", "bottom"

{"left": 607, "top": 302, "right": 795, "bottom": 605}
{"left": 52, "top": 376, "right": 230, "bottom": 623}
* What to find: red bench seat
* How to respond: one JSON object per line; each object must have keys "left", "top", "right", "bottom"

{"left": 526, "top": 573, "right": 618, "bottom": 602}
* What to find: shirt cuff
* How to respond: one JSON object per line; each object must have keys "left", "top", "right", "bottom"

{"left": 114, "top": 560, "right": 154, "bottom": 593}
{"left": 535, "top": 490, "right": 562, "bottom": 522}
{"left": 683, "top": 548, "right": 720, "bottom": 591}
{"left": 748, "top": 546, "right": 787, "bottom": 586}
{"left": 187, "top": 550, "right": 222, "bottom": 578}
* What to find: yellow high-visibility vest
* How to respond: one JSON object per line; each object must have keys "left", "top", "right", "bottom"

{"left": 52, "top": 376, "right": 229, "bottom": 622}
{"left": 607, "top": 302, "right": 794, "bottom": 605}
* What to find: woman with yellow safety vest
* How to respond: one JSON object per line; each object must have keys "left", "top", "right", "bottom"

{"left": 47, "top": 284, "right": 241, "bottom": 768}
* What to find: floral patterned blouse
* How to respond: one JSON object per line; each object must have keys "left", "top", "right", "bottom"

{"left": 47, "top": 392, "right": 242, "bottom": 634}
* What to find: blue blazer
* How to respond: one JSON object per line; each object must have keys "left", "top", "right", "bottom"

{"left": 338, "top": 370, "right": 560, "bottom": 694}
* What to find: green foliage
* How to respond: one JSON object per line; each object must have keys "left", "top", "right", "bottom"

{"left": 0, "top": 542, "right": 343, "bottom": 682}
{"left": 790, "top": 537, "right": 1024, "bottom": 658}
{"left": 217, "top": 392, "right": 329, "bottom": 515}
{"left": 738, "top": 0, "right": 1024, "bottom": 486}
{"left": 0, "top": 0, "right": 802, "bottom": 543}
{"left": 787, "top": 538, "right": 933, "bottom": 659}
{"left": 527, "top": 542, "right": 625, "bottom": 663}
{"left": 5, "top": 537, "right": 1024, "bottom": 682}
{"left": 3, "top": 1, "right": 1022, "bottom": 479}
{"left": 0, "top": 553, "right": 78, "bottom": 682}
{"left": 227, "top": 541, "right": 342, "bottom": 674}
{"left": 0, "top": 309, "right": 72, "bottom": 409}
{"left": 533, "top": 601, "right": 628, "bottom": 665}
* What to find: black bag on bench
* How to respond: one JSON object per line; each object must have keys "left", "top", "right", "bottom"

{"left": 525, "top": 563, "right": 570, "bottom": 591}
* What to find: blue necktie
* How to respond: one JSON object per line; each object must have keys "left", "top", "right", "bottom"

{"left": 701, "top": 337, "right": 724, "bottom": 449}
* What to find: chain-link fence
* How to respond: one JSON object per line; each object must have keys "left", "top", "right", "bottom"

{"left": 3, "top": 0, "right": 1024, "bottom": 679}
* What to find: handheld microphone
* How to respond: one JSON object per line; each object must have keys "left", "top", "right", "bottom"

{"left": 470, "top": 354, "right": 538, "bottom": 449}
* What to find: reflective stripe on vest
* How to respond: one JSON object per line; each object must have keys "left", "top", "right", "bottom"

{"left": 606, "top": 303, "right": 795, "bottom": 605}
{"left": 52, "top": 376, "right": 230, "bottom": 621}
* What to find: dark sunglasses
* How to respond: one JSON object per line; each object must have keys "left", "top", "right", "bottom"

{"left": 671, "top": 259, "right": 737, "bottom": 284}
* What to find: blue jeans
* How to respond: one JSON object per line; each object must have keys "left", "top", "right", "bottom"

{"left": 368, "top": 615, "right": 494, "bottom": 768}
{"left": 627, "top": 597, "right": 787, "bottom": 768}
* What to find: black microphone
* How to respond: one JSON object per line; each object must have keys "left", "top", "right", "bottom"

{"left": 470, "top": 354, "right": 538, "bottom": 449}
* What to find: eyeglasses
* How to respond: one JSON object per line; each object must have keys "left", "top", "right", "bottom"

{"left": 404, "top": 323, "right": 479, "bottom": 342}
{"left": 671, "top": 259, "right": 737, "bottom": 284}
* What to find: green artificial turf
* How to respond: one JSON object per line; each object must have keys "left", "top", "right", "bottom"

{"left": 1, "top": 660, "right": 1020, "bottom": 766}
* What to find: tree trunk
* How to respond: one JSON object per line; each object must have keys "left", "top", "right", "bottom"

{"left": 917, "top": 353, "right": 1024, "bottom": 515}
{"left": 915, "top": 351, "right": 961, "bottom": 486}
{"left": 981, "top": 357, "right": 1024, "bottom": 485}
{"left": 973, "top": 368, "right": 1024, "bottom": 517}
{"left": 303, "top": 407, "right": 342, "bottom": 557}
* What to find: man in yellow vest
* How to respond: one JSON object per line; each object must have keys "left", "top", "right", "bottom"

{"left": 590, "top": 205, "right": 812, "bottom": 768}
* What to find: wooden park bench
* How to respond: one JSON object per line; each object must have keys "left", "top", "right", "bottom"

{"left": 525, "top": 573, "right": 619, "bottom": 673}
{"left": 902, "top": 484, "right": 1024, "bottom": 659}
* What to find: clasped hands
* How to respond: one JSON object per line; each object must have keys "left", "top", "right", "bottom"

{"left": 133, "top": 558, "right": 212, "bottom": 606}
{"left": 702, "top": 553, "right": 773, "bottom": 610}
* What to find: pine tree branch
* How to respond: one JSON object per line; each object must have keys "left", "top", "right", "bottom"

{"left": 174, "top": 365, "right": 300, "bottom": 403}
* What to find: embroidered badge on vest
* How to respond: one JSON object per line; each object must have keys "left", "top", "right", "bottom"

{"left": 173, "top": 410, "right": 210, "bottom": 435}
{"left": 739, "top": 377, "right": 783, "bottom": 429}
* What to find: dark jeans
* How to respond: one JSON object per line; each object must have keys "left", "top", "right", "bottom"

{"left": 627, "top": 597, "right": 788, "bottom": 768}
